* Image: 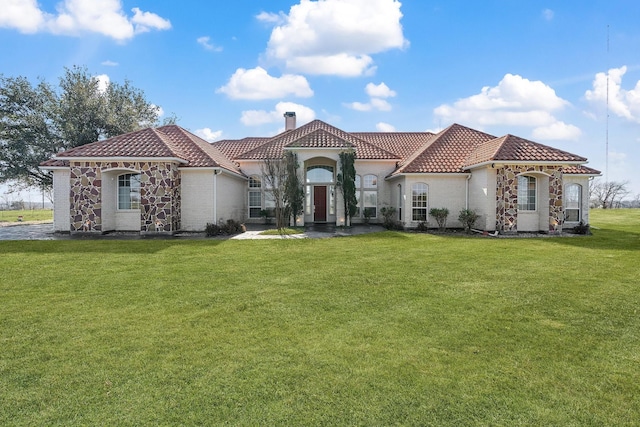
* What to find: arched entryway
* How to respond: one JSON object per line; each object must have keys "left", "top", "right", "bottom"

{"left": 304, "top": 157, "right": 337, "bottom": 224}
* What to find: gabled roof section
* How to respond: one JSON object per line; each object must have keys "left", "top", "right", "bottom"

{"left": 286, "top": 128, "right": 354, "bottom": 148}
{"left": 54, "top": 127, "right": 189, "bottom": 161}
{"left": 156, "top": 125, "right": 241, "bottom": 173}
{"left": 48, "top": 125, "right": 242, "bottom": 174}
{"left": 392, "top": 124, "right": 496, "bottom": 175}
{"left": 464, "top": 134, "right": 588, "bottom": 167}
{"left": 353, "top": 132, "right": 436, "bottom": 162}
{"left": 236, "top": 120, "right": 399, "bottom": 160}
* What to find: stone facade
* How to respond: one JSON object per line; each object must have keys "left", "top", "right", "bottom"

{"left": 496, "top": 165, "right": 563, "bottom": 232}
{"left": 69, "top": 161, "right": 181, "bottom": 233}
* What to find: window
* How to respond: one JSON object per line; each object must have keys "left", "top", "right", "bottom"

{"left": 412, "top": 183, "right": 428, "bottom": 221}
{"left": 306, "top": 165, "right": 334, "bottom": 183}
{"left": 354, "top": 175, "right": 361, "bottom": 216}
{"left": 249, "top": 175, "right": 262, "bottom": 218}
{"left": 565, "top": 184, "right": 582, "bottom": 222}
{"left": 362, "top": 174, "right": 378, "bottom": 218}
{"left": 118, "top": 173, "right": 140, "bottom": 210}
{"left": 517, "top": 175, "right": 536, "bottom": 211}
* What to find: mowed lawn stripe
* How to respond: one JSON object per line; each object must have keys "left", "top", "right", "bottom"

{"left": 1, "top": 209, "right": 639, "bottom": 425}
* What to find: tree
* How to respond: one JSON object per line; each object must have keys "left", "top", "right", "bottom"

{"left": 589, "top": 179, "right": 630, "bottom": 209}
{"left": 283, "top": 151, "right": 304, "bottom": 226}
{"left": 1, "top": 66, "right": 162, "bottom": 191}
{"left": 261, "top": 157, "right": 288, "bottom": 230}
{"left": 337, "top": 150, "right": 357, "bottom": 226}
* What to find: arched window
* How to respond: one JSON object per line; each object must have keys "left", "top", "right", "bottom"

{"left": 517, "top": 175, "right": 536, "bottom": 211}
{"left": 248, "top": 175, "right": 262, "bottom": 218}
{"left": 306, "top": 165, "right": 334, "bottom": 183}
{"left": 412, "top": 183, "right": 428, "bottom": 221}
{"left": 118, "top": 173, "right": 140, "bottom": 210}
{"left": 565, "top": 183, "right": 582, "bottom": 222}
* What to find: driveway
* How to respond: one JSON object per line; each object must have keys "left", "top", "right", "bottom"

{"left": 0, "top": 222, "right": 385, "bottom": 241}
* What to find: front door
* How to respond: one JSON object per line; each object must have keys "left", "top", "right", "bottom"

{"left": 313, "top": 185, "right": 327, "bottom": 222}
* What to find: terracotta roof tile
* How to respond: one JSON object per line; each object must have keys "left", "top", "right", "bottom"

{"left": 237, "top": 120, "right": 398, "bottom": 160}
{"left": 353, "top": 132, "right": 436, "bottom": 162}
{"left": 563, "top": 165, "right": 601, "bottom": 175}
{"left": 55, "top": 127, "right": 189, "bottom": 160}
{"left": 49, "top": 125, "right": 242, "bottom": 175}
{"left": 465, "top": 134, "right": 588, "bottom": 166}
{"left": 213, "top": 137, "right": 270, "bottom": 160}
{"left": 393, "top": 124, "right": 496, "bottom": 174}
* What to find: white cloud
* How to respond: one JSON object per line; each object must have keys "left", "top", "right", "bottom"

{"left": 264, "top": 0, "right": 407, "bottom": 77}
{"left": 195, "top": 128, "right": 223, "bottom": 142}
{"left": 151, "top": 104, "right": 164, "bottom": 118}
{"left": 101, "top": 60, "right": 119, "bottom": 67}
{"left": 366, "top": 82, "right": 396, "bottom": 98}
{"left": 542, "top": 9, "right": 554, "bottom": 21}
{"left": 376, "top": 122, "right": 396, "bottom": 132}
{"left": 256, "top": 11, "right": 286, "bottom": 25}
{"left": 585, "top": 66, "right": 640, "bottom": 123}
{"left": 94, "top": 74, "right": 110, "bottom": 93}
{"left": 0, "top": 0, "right": 45, "bottom": 33}
{"left": 346, "top": 82, "right": 395, "bottom": 111}
{"left": 434, "top": 73, "right": 580, "bottom": 140}
{"left": 0, "top": 0, "right": 170, "bottom": 41}
{"left": 532, "top": 121, "right": 582, "bottom": 141}
{"left": 241, "top": 102, "right": 315, "bottom": 127}
{"left": 197, "top": 36, "right": 222, "bottom": 52}
{"left": 131, "top": 7, "right": 171, "bottom": 34}
{"left": 217, "top": 66, "right": 313, "bottom": 100}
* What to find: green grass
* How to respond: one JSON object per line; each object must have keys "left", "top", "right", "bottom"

{"left": 259, "top": 227, "right": 305, "bottom": 235}
{"left": 1, "top": 209, "right": 639, "bottom": 425}
{"left": 0, "top": 209, "right": 53, "bottom": 222}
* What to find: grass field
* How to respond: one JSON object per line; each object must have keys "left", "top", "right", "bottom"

{"left": 1, "top": 209, "right": 638, "bottom": 425}
{"left": 0, "top": 209, "right": 53, "bottom": 223}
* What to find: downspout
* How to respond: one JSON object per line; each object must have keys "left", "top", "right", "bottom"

{"left": 213, "top": 169, "right": 219, "bottom": 224}
{"left": 465, "top": 174, "right": 472, "bottom": 210}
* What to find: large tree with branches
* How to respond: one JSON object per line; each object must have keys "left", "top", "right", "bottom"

{"left": 1, "top": 66, "right": 164, "bottom": 192}
{"left": 589, "top": 179, "right": 630, "bottom": 209}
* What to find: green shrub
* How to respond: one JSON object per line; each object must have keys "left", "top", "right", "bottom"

{"left": 415, "top": 221, "right": 429, "bottom": 232}
{"left": 429, "top": 207, "right": 449, "bottom": 231}
{"left": 572, "top": 220, "right": 591, "bottom": 235}
{"left": 458, "top": 208, "right": 480, "bottom": 233}
{"left": 205, "top": 219, "right": 245, "bottom": 237}
{"left": 380, "top": 206, "right": 397, "bottom": 230}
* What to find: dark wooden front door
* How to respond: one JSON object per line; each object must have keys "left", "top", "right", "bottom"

{"left": 313, "top": 186, "right": 327, "bottom": 222}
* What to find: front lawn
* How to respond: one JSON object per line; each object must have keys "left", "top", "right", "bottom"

{"left": 1, "top": 209, "right": 638, "bottom": 425}
{"left": 0, "top": 209, "right": 53, "bottom": 223}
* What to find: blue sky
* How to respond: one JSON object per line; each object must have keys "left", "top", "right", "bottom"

{"left": 1, "top": 0, "right": 640, "bottom": 200}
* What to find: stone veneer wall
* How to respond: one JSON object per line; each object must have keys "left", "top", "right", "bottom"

{"left": 495, "top": 165, "right": 563, "bottom": 232}
{"left": 69, "top": 161, "right": 181, "bottom": 233}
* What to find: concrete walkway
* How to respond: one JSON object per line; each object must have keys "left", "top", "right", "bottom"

{"left": 0, "top": 222, "right": 385, "bottom": 241}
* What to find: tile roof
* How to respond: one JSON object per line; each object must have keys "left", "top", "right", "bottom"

{"left": 213, "top": 137, "right": 271, "bottom": 160}
{"left": 464, "top": 134, "right": 588, "bottom": 166}
{"left": 353, "top": 132, "right": 436, "bottom": 162}
{"left": 236, "top": 120, "right": 399, "bottom": 160}
{"left": 563, "top": 165, "right": 601, "bottom": 175}
{"left": 46, "top": 125, "right": 242, "bottom": 174}
{"left": 55, "top": 127, "right": 189, "bottom": 160}
{"left": 41, "top": 121, "right": 596, "bottom": 178}
{"left": 392, "top": 124, "right": 496, "bottom": 174}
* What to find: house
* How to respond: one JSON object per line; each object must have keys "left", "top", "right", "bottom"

{"left": 40, "top": 112, "right": 600, "bottom": 234}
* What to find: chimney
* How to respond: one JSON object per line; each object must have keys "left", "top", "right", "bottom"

{"left": 284, "top": 111, "right": 296, "bottom": 131}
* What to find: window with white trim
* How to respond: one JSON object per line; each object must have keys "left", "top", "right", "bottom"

{"left": 354, "top": 175, "right": 361, "bottom": 217}
{"left": 517, "top": 175, "right": 536, "bottom": 211}
{"left": 362, "top": 174, "right": 378, "bottom": 218}
{"left": 412, "top": 183, "right": 428, "bottom": 221}
{"left": 565, "top": 183, "right": 582, "bottom": 222}
{"left": 118, "top": 173, "right": 140, "bottom": 210}
{"left": 249, "top": 175, "right": 262, "bottom": 218}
